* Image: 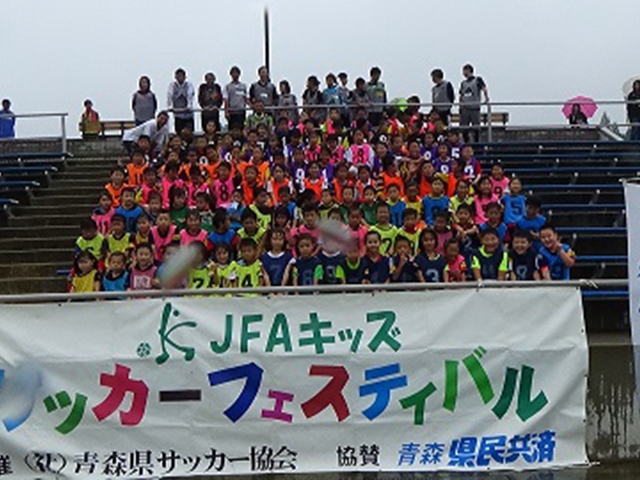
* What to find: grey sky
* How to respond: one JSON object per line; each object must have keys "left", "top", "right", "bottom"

{"left": 2, "top": 0, "right": 639, "bottom": 137}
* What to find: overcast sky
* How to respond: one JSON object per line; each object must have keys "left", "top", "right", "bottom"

{"left": 2, "top": 0, "right": 639, "bottom": 137}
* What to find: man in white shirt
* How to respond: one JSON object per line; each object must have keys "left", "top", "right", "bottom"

{"left": 122, "top": 111, "right": 170, "bottom": 154}
{"left": 167, "top": 68, "right": 195, "bottom": 134}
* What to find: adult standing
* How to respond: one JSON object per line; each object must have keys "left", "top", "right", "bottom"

{"left": 167, "top": 68, "right": 195, "bottom": 134}
{"left": 249, "top": 66, "right": 278, "bottom": 113}
{"left": 627, "top": 80, "right": 640, "bottom": 141}
{"left": 0, "top": 99, "right": 16, "bottom": 139}
{"left": 366, "top": 66, "right": 387, "bottom": 127}
{"left": 122, "top": 111, "right": 170, "bottom": 155}
{"left": 198, "top": 72, "right": 223, "bottom": 132}
{"left": 132, "top": 76, "right": 157, "bottom": 125}
{"left": 302, "top": 75, "right": 324, "bottom": 125}
{"left": 223, "top": 66, "right": 248, "bottom": 131}
{"left": 277, "top": 80, "right": 299, "bottom": 124}
{"left": 459, "top": 63, "right": 489, "bottom": 143}
{"left": 430, "top": 69, "right": 455, "bottom": 125}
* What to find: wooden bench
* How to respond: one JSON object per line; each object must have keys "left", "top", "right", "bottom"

{"left": 79, "top": 120, "right": 137, "bottom": 138}
{"left": 450, "top": 112, "right": 510, "bottom": 125}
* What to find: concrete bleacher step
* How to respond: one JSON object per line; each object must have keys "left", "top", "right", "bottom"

{"left": 65, "top": 163, "right": 117, "bottom": 174}
{"left": 0, "top": 236, "right": 76, "bottom": 251}
{"left": 0, "top": 262, "right": 68, "bottom": 278}
{"left": 0, "top": 225, "right": 76, "bottom": 239}
{"left": 34, "top": 186, "right": 104, "bottom": 197}
{"left": 8, "top": 213, "right": 87, "bottom": 228}
{"left": 546, "top": 212, "right": 624, "bottom": 227}
{"left": 0, "top": 248, "right": 73, "bottom": 264}
{"left": 12, "top": 204, "right": 95, "bottom": 216}
{"left": 0, "top": 276, "right": 67, "bottom": 294}
{"left": 55, "top": 170, "right": 113, "bottom": 180}
{"left": 31, "top": 194, "right": 95, "bottom": 207}
{"left": 49, "top": 179, "right": 107, "bottom": 189}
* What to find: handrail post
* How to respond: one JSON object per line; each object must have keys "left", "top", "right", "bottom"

{"left": 60, "top": 115, "right": 67, "bottom": 155}
{"left": 487, "top": 101, "right": 493, "bottom": 143}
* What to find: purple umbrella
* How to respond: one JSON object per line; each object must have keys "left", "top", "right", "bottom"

{"left": 562, "top": 95, "right": 598, "bottom": 119}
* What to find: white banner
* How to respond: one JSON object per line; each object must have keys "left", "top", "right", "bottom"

{"left": 624, "top": 181, "right": 640, "bottom": 390}
{"left": 0, "top": 288, "right": 587, "bottom": 477}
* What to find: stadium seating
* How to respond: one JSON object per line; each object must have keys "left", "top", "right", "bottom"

{"left": 0, "top": 139, "right": 635, "bottom": 330}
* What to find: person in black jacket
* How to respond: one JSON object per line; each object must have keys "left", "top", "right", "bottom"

{"left": 627, "top": 80, "right": 640, "bottom": 141}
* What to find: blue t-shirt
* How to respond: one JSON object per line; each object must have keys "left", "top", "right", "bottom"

{"left": 422, "top": 195, "right": 449, "bottom": 226}
{"left": 102, "top": 271, "right": 129, "bottom": 292}
{"left": 502, "top": 195, "right": 526, "bottom": 224}
{"left": 479, "top": 222, "right": 508, "bottom": 243}
{"left": 115, "top": 205, "right": 144, "bottom": 234}
{"left": 207, "top": 229, "right": 237, "bottom": 252}
{"left": 362, "top": 255, "right": 391, "bottom": 284}
{"left": 260, "top": 251, "right": 293, "bottom": 286}
{"left": 538, "top": 244, "right": 573, "bottom": 280}
{"left": 415, "top": 252, "right": 446, "bottom": 283}
{"left": 318, "top": 251, "right": 345, "bottom": 285}
{"left": 388, "top": 200, "right": 407, "bottom": 228}
{"left": 516, "top": 214, "right": 546, "bottom": 234}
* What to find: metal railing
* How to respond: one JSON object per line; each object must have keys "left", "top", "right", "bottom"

{"left": 0, "top": 112, "right": 69, "bottom": 154}
{"left": 169, "top": 98, "right": 640, "bottom": 142}
{"left": 0, "top": 279, "right": 627, "bottom": 304}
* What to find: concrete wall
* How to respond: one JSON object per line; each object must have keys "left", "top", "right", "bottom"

{"left": 587, "top": 336, "right": 640, "bottom": 461}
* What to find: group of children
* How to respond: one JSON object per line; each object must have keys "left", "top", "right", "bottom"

{"left": 70, "top": 113, "right": 576, "bottom": 293}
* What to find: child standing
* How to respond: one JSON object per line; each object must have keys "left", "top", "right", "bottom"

{"left": 75, "top": 218, "right": 104, "bottom": 261}
{"left": 479, "top": 202, "right": 509, "bottom": 245}
{"left": 249, "top": 187, "right": 273, "bottom": 230}
{"left": 361, "top": 231, "right": 391, "bottom": 284}
{"left": 211, "top": 162, "right": 235, "bottom": 209}
{"left": 207, "top": 209, "right": 239, "bottom": 254}
{"left": 359, "top": 185, "right": 379, "bottom": 226}
{"left": 396, "top": 208, "right": 422, "bottom": 254}
{"left": 516, "top": 196, "right": 546, "bottom": 250}
{"left": 386, "top": 184, "right": 406, "bottom": 228}
{"left": 150, "top": 210, "right": 178, "bottom": 263}
{"left": 343, "top": 246, "right": 366, "bottom": 284}
{"left": 128, "top": 244, "right": 158, "bottom": 290}
{"left": 115, "top": 187, "right": 144, "bottom": 234}
{"left": 70, "top": 251, "right": 101, "bottom": 293}
{"left": 233, "top": 238, "right": 269, "bottom": 288}
{"left": 490, "top": 162, "right": 509, "bottom": 198}
{"left": 210, "top": 243, "right": 236, "bottom": 288}
{"left": 102, "top": 214, "right": 132, "bottom": 263}
{"left": 346, "top": 206, "right": 369, "bottom": 256}
{"left": 187, "top": 242, "right": 213, "bottom": 290}
{"left": 370, "top": 203, "right": 398, "bottom": 256}
{"left": 502, "top": 177, "right": 526, "bottom": 225}
{"left": 471, "top": 228, "right": 509, "bottom": 281}
{"left": 390, "top": 236, "right": 421, "bottom": 283}
{"left": 473, "top": 175, "right": 498, "bottom": 225}
{"left": 509, "top": 230, "right": 548, "bottom": 281}
{"left": 443, "top": 239, "right": 467, "bottom": 282}
{"left": 422, "top": 177, "right": 449, "bottom": 226}
{"left": 538, "top": 224, "right": 575, "bottom": 280}
{"left": 105, "top": 167, "right": 128, "bottom": 208}
{"left": 102, "top": 252, "right": 129, "bottom": 292}
{"left": 448, "top": 178, "right": 474, "bottom": 222}
{"left": 415, "top": 228, "right": 446, "bottom": 283}
{"left": 260, "top": 228, "right": 294, "bottom": 287}
{"left": 237, "top": 209, "right": 267, "bottom": 254}
{"left": 132, "top": 213, "right": 153, "bottom": 246}
{"left": 433, "top": 211, "right": 454, "bottom": 255}
{"left": 92, "top": 191, "right": 114, "bottom": 236}
{"left": 195, "top": 192, "right": 214, "bottom": 232}
{"left": 180, "top": 210, "right": 208, "bottom": 246}
{"left": 291, "top": 234, "right": 322, "bottom": 286}
{"left": 169, "top": 187, "right": 189, "bottom": 231}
